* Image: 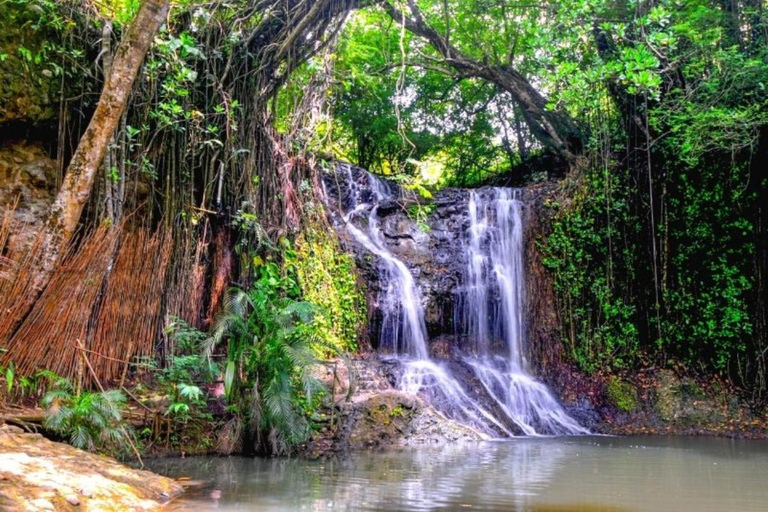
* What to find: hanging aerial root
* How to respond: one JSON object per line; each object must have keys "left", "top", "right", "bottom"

{"left": 0, "top": 232, "right": 46, "bottom": 343}
{"left": 0, "top": 199, "right": 49, "bottom": 343}
{"left": 1, "top": 226, "right": 118, "bottom": 380}
{"left": 205, "top": 226, "right": 232, "bottom": 328}
{"left": 1, "top": 226, "right": 172, "bottom": 387}
{"left": 91, "top": 227, "right": 172, "bottom": 385}
{"left": 166, "top": 221, "right": 209, "bottom": 332}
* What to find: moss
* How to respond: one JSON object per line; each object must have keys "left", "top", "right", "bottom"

{"left": 607, "top": 377, "right": 638, "bottom": 412}
{"left": 0, "top": 2, "right": 58, "bottom": 124}
{"left": 390, "top": 405, "right": 405, "bottom": 417}
{"left": 286, "top": 207, "right": 367, "bottom": 355}
{"left": 0, "top": 1, "right": 96, "bottom": 127}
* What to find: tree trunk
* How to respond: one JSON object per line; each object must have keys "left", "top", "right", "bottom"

{"left": 719, "top": 0, "right": 744, "bottom": 48}
{"left": 24, "top": 0, "right": 169, "bottom": 312}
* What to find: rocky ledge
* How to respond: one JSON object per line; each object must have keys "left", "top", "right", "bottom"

{"left": 0, "top": 425, "right": 183, "bottom": 511}
{"left": 305, "top": 357, "right": 482, "bottom": 456}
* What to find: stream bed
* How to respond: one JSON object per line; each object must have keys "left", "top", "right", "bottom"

{"left": 148, "top": 436, "right": 768, "bottom": 511}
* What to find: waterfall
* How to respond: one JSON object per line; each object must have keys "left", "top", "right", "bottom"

{"left": 458, "top": 188, "right": 587, "bottom": 435}
{"left": 332, "top": 166, "right": 586, "bottom": 437}
{"left": 338, "top": 166, "right": 429, "bottom": 359}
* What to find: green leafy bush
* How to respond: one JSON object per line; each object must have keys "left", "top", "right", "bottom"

{"left": 40, "top": 372, "right": 133, "bottom": 455}
{"left": 206, "top": 266, "right": 327, "bottom": 455}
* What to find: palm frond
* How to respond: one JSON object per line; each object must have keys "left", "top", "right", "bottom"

{"left": 247, "top": 382, "right": 263, "bottom": 433}
{"left": 44, "top": 404, "right": 74, "bottom": 432}
{"left": 223, "top": 287, "right": 254, "bottom": 318}
{"left": 284, "top": 343, "right": 317, "bottom": 371}
{"left": 70, "top": 424, "right": 92, "bottom": 450}
{"left": 302, "top": 375, "right": 325, "bottom": 404}
{"left": 216, "top": 416, "right": 244, "bottom": 455}
{"left": 276, "top": 301, "right": 318, "bottom": 329}
{"left": 35, "top": 370, "right": 73, "bottom": 392}
{"left": 205, "top": 313, "right": 242, "bottom": 358}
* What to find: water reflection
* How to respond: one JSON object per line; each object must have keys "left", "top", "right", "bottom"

{"left": 150, "top": 437, "right": 768, "bottom": 511}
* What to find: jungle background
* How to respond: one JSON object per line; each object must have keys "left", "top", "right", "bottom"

{"left": 0, "top": 0, "right": 766, "bottom": 455}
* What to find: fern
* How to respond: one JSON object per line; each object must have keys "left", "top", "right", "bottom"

{"left": 40, "top": 375, "right": 132, "bottom": 455}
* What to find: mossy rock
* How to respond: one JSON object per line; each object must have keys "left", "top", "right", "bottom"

{"left": 606, "top": 377, "right": 638, "bottom": 412}
{"left": 345, "top": 393, "right": 418, "bottom": 449}
{"left": 653, "top": 369, "right": 724, "bottom": 426}
{"left": 0, "top": 2, "right": 55, "bottom": 124}
{"left": 0, "top": 1, "right": 91, "bottom": 126}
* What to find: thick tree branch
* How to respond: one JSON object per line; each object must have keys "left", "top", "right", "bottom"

{"left": 22, "top": 0, "right": 170, "bottom": 321}
{"left": 381, "top": 0, "right": 583, "bottom": 163}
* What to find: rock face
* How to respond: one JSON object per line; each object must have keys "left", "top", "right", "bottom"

{"left": 0, "top": 140, "right": 58, "bottom": 258}
{"left": 0, "top": 2, "right": 63, "bottom": 126}
{"left": 307, "top": 357, "right": 482, "bottom": 454}
{"left": 324, "top": 166, "right": 463, "bottom": 345}
{"left": 322, "top": 165, "right": 546, "bottom": 354}
{"left": 0, "top": 426, "right": 184, "bottom": 511}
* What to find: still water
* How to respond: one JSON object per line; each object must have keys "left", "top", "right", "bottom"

{"left": 149, "top": 436, "right": 768, "bottom": 511}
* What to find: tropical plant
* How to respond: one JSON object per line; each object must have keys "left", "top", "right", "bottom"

{"left": 206, "top": 269, "right": 327, "bottom": 455}
{"left": 40, "top": 372, "right": 133, "bottom": 454}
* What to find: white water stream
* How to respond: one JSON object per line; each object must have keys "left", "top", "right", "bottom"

{"left": 459, "top": 189, "right": 587, "bottom": 435}
{"left": 335, "top": 166, "right": 585, "bottom": 436}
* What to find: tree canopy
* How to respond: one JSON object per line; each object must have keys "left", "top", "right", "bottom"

{"left": 1, "top": 0, "right": 767, "bottom": 404}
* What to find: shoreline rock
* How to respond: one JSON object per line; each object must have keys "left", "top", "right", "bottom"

{"left": 0, "top": 425, "right": 183, "bottom": 511}
{"left": 303, "top": 357, "right": 483, "bottom": 456}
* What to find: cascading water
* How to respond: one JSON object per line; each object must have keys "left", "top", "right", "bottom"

{"left": 458, "top": 188, "right": 587, "bottom": 435}
{"left": 337, "top": 165, "right": 428, "bottom": 359}
{"left": 331, "top": 165, "right": 586, "bottom": 437}
{"left": 335, "top": 166, "right": 510, "bottom": 436}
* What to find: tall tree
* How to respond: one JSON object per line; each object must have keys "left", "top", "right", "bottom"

{"left": 27, "top": 0, "right": 170, "bottom": 307}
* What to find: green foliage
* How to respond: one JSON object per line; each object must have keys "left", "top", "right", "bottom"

{"left": 406, "top": 201, "right": 436, "bottom": 232}
{"left": 329, "top": 10, "right": 513, "bottom": 185}
{"left": 1, "top": 360, "right": 62, "bottom": 402}
{"left": 0, "top": 0, "right": 91, "bottom": 123}
{"left": 0, "top": 361, "right": 37, "bottom": 400}
{"left": 92, "top": 0, "right": 141, "bottom": 24}
{"left": 40, "top": 372, "right": 133, "bottom": 455}
{"left": 543, "top": 167, "right": 640, "bottom": 372}
{"left": 206, "top": 267, "right": 328, "bottom": 455}
{"left": 285, "top": 221, "right": 366, "bottom": 355}
{"left": 659, "top": 157, "right": 754, "bottom": 372}
{"left": 232, "top": 204, "right": 277, "bottom": 256}
{"left": 537, "top": 0, "right": 765, "bottom": 389}
{"left": 607, "top": 377, "right": 638, "bottom": 412}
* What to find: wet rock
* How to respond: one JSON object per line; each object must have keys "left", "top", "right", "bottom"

{"left": 340, "top": 391, "right": 481, "bottom": 450}
{"left": 654, "top": 369, "right": 724, "bottom": 426}
{"left": 428, "top": 334, "right": 459, "bottom": 360}
{"left": 306, "top": 357, "right": 482, "bottom": 454}
{"left": 323, "top": 166, "right": 470, "bottom": 340}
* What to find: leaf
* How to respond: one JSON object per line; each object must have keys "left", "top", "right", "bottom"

{"left": 224, "top": 361, "right": 236, "bottom": 397}
{"left": 6, "top": 363, "right": 14, "bottom": 394}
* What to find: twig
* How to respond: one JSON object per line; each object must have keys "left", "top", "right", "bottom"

{"left": 77, "top": 339, "right": 144, "bottom": 468}
{"left": 121, "top": 386, "right": 156, "bottom": 414}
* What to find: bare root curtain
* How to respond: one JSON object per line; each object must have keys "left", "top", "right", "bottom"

{"left": 1, "top": 0, "right": 359, "bottom": 385}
